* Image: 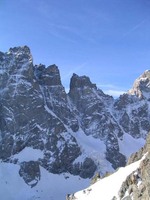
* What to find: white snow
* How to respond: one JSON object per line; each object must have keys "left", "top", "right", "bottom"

{"left": 44, "top": 105, "right": 57, "bottom": 118}
{"left": 0, "top": 69, "right": 5, "bottom": 74}
{"left": 74, "top": 153, "right": 147, "bottom": 200}
{"left": 137, "top": 180, "right": 142, "bottom": 188}
{"left": 13, "top": 147, "right": 44, "bottom": 162}
{"left": 34, "top": 123, "right": 47, "bottom": 132}
{"left": 118, "top": 133, "right": 145, "bottom": 158}
{"left": 143, "top": 91, "right": 150, "bottom": 99}
{"left": 73, "top": 130, "right": 114, "bottom": 174}
{"left": 0, "top": 162, "right": 89, "bottom": 200}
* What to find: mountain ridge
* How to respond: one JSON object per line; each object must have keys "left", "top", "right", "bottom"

{"left": 0, "top": 46, "right": 150, "bottom": 199}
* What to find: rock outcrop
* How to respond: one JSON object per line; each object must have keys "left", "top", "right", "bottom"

{"left": 19, "top": 161, "right": 41, "bottom": 188}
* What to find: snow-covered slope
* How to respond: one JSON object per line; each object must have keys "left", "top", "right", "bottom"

{"left": 68, "top": 153, "right": 147, "bottom": 200}
{"left": 0, "top": 162, "right": 89, "bottom": 200}
{"left": 0, "top": 146, "right": 89, "bottom": 200}
{"left": 70, "top": 133, "right": 150, "bottom": 200}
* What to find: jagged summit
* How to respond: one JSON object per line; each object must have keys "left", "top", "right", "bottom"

{"left": 8, "top": 45, "right": 31, "bottom": 54}
{"left": 128, "top": 70, "right": 150, "bottom": 99}
{"left": 0, "top": 46, "right": 34, "bottom": 90}
{"left": 70, "top": 73, "right": 97, "bottom": 90}
{"left": 7, "top": 45, "right": 33, "bottom": 62}
{"left": 34, "top": 64, "right": 62, "bottom": 86}
{"left": 0, "top": 46, "right": 32, "bottom": 69}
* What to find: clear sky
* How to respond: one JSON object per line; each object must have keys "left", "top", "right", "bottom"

{"left": 0, "top": 0, "right": 150, "bottom": 97}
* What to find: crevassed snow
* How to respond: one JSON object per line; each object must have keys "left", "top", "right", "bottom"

{"left": 0, "top": 162, "right": 89, "bottom": 200}
{"left": 13, "top": 147, "right": 44, "bottom": 162}
{"left": 119, "top": 133, "right": 145, "bottom": 158}
{"left": 74, "top": 153, "right": 147, "bottom": 200}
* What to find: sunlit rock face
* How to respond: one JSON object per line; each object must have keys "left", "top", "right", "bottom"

{"left": 128, "top": 70, "right": 150, "bottom": 99}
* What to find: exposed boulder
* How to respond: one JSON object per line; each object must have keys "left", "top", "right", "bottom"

{"left": 19, "top": 161, "right": 40, "bottom": 188}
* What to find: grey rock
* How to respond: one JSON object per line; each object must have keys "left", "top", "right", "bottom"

{"left": 34, "top": 64, "right": 61, "bottom": 86}
{"left": 19, "top": 161, "right": 40, "bottom": 188}
{"left": 79, "top": 158, "right": 97, "bottom": 179}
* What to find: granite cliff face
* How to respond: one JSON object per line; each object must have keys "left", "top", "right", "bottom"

{"left": 0, "top": 46, "right": 150, "bottom": 188}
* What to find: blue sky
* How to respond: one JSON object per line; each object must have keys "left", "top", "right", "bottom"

{"left": 0, "top": 0, "right": 150, "bottom": 97}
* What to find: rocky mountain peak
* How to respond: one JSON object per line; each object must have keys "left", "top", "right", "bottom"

{"left": 0, "top": 46, "right": 34, "bottom": 90}
{"left": 34, "top": 64, "right": 62, "bottom": 86}
{"left": 70, "top": 73, "right": 96, "bottom": 90}
{"left": 7, "top": 45, "right": 32, "bottom": 62}
{"left": 128, "top": 70, "right": 150, "bottom": 99}
{"left": 8, "top": 45, "right": 31, "bottom": 54}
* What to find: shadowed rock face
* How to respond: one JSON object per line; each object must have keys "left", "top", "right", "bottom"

{"left": 0, "top": 46, "right": 150, "bottom": 185}
{"left": 114, "top": 94, "right": 150, "bottom": 139}
{"left": 34, "top": 64, "right": 61, "bottom": 86}
{"left": 0, "top": 46, "right": 82, "bottom": 178}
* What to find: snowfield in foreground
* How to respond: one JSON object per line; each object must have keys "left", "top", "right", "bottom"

{"left": 0, "top": 147, "right": 90, "bottom": 199}
{"left": 73, "top": 153, "right": 147, "bottom": 200}
{"left": 0, "top": 162, "right": 89, "bottom": 200}
{"left": 0, "top": 139, "right": 146, "bottom": 200}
